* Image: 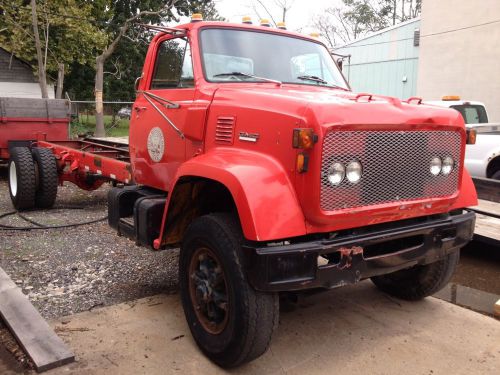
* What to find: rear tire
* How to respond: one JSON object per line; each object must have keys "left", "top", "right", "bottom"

{"left": 371, "top": 251, "right": 459, "bottom": 300}
{"left": 179, "top": 213, "right": 279, "bottom": 368}
{"left": 32, "top": 148, "right": 58, "bottom": 208}
{"left": 8, "top": 147, "right": 36, "bottom": 210}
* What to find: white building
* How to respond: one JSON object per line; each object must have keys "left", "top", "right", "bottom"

{"left": 0, "top": 47, "right": 55, "bottom": 99}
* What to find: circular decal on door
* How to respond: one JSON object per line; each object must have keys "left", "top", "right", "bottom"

{"left": 147, "top": 127, "right": 165, "bottom": 162}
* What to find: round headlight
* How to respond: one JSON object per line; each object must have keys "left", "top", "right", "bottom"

{"left": 430, "top": 157, "right": 442, "bottom": 176}
{"left": 328, "top": 162, "right": 345, "bottom": 186}
{"left": 346, "top": 161, "right": 362, "bottom": 183}
{"left": 441, "top": 156, "right": 454, "bottom": 176}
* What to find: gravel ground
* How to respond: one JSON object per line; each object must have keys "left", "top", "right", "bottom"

{"left": 0, "top": 166, "right": 179, "bottom": 320}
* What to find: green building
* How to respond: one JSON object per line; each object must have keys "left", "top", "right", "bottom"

{"left": 333, "top": 17, "right": 420, "bottom": 99}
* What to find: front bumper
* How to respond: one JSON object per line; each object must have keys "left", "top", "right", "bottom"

{"left": 244, "top": 211, "right": 475, "bottom": 292}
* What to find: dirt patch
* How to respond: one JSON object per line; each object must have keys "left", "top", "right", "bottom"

{"left": 0, "top": 320, "right": 33, "bottom": 372}
{"left": 0, "top": 167, "right": 179, "bottom": 320}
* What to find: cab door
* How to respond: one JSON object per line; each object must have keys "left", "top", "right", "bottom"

{"left": 131, "top": 36, "right": 196, "bottom": 191}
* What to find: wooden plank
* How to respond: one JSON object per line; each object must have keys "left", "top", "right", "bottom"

{"left": 473, "top": 177, "right": 500, "bottom": 203}
{"left": 0, "top": 98, "right": 70, "bottom": 119}
{"left": 0, "top": 267, "right": 74, "bottom": 372}
{"left": 470, "top": 199, "right": 500, "bottom": 219}
{"left": 473, "top": 213, "right": 500, "bottom": 246}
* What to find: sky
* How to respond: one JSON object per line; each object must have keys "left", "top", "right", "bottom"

{"left": 212, "top": 0, "right": 340, "bottom": 33}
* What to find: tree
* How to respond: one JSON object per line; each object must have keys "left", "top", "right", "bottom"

{"left": 247, "top": 0, "right": 296, "bottom": 26}
{"left": 30, "top": 0, "right": 48, "bottom": 98}
{"left": 0, "top": 0, "right": 107, "bottom": 97}
{"left": 90, "top": 0, "right": 222, "bottom": 137}
{"left": 311, "top": 0, "right": 421, "bottom": 49}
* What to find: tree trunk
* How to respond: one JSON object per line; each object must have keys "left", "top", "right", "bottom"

{"left": 94, "top": 56, "right": 105, "bottom": 137}
{"left": 56, "top": 63, "right": 64, "bottom": 99}
{"left": 31, "top": 0, "right": 48, "bottom": 98}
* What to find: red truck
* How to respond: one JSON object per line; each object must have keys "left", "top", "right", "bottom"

{"left": 7, "top": 18, "right": 477, "bottom": 367}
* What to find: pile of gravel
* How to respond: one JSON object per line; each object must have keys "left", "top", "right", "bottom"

{"left": 0, "top": 174, "right": 179, "bottom": 320}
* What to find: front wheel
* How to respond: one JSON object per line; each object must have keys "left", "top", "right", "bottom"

{"left": 371, "top": 251, "right": 459, "bottom": 300}
{"left": 179, "top": 213, "right": 279, "bottom": 368}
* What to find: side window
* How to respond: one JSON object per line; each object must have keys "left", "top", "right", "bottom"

{"left": 151, "top": 38, "right": 194, "bottom": 89}
{"left": 179, "top": 43, "right": 194, "bottom": 88}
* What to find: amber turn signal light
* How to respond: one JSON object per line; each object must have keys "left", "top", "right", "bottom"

{"left": 296, "top": 153, "right": 309, "bottom": 173}
{"left": 466, "top": 128, "right": 476, "bottom": 144}
{"left": 293, "top": 128, "right": 317, "bottom": 149}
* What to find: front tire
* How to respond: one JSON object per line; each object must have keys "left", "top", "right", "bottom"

{"left": 491, "top": 170, "right": 500, "bottom": 180}
{"left": 371, "top": 251, "right": 459, "bottom": 300}
{"left": 179, "top": 213, "right": 279, "bottom": 368}
{"left": 8, "top": 147, "right": 36, "bottom": 210}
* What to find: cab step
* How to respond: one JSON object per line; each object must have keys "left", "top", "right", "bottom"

{"left": 108, "top": 185, "right": 166, "bottom": 248}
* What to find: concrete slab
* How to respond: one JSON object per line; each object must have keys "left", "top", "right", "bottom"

{"left": 46, "top": 282, "right": 500, "bottom": 374}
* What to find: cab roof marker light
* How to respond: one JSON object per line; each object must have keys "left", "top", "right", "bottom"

{"left": 242, "top": 16, "right": 253, "bottom": 24}
{"left": 260, "top": 19, "right": 271, "bottom": 27}
{"left": 442, "top": 95, "right": 460, "bottom": 101}
{"left": 191, "top": 13, "right": 203, "bottom": 22}
{"left": 277, "top": 22, "right": 286, "bottom": 30}
{"left": 309, "top": 32, "right": 320, "bottom": 38}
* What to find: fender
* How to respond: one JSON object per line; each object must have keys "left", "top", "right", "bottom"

{"left": 450, "top": 168, "right": 478, "bottom": 210}
{"left": 163, "top": 148, "right": 307, "bottom": 242}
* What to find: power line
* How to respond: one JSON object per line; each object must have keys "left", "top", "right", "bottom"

{"left": 422, "top": 18, "right": 500, "bottom": 38}
{"left": 333, "top": 18, "right": 500, "bottom": 50}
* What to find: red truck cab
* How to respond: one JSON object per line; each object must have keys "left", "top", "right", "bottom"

{"left": 104, "top": 20, "right": 477, "bottom": 367}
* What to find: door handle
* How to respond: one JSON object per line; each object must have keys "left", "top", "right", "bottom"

{"left": 134, "top": 106, "right": 147, "bottom": 112}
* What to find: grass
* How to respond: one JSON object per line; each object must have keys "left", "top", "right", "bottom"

{"left": 71, "top": 114, "right": 130, "bottom": 138}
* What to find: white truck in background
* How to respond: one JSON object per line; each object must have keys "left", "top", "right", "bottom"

{"left": 425, "top": 96, "right": 500, "bottom": 180}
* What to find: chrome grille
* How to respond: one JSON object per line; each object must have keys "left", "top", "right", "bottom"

{"left": 320, "top": 130, "right": 462, "bottom": 211}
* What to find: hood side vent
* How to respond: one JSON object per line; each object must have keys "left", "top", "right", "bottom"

{"left": 215, "top": 116, "right": 235, "bottom": 145}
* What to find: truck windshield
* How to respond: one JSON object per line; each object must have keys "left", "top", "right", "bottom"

{"left": 200, "top": 28, "right": 348, "bottom": 90}
{"left": 450, "top": 104, "right": 488, "bottom": 124}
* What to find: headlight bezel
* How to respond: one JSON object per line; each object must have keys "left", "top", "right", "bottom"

{"left": 430, "top": 157, "right": 442, "bottom": 176}
{"left": 441, "top": 156, "right": 454, "bottom": 176}
{"left": 346, "top": 160, "right": 362, "bottom": 184}
{"left": 327, "top": 162, "right": 346, "bottom": 186}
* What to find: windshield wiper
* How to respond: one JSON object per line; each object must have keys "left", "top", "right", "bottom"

{"left": 297, "top": 75, "right": 329, "bottom": 85}
{"left": 295, "top": 75, "right": 350, "bottom": 91}
{"left": 213, "top": 72, "right": 281, "bottom": 85}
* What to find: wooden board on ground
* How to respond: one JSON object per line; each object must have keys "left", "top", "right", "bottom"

{"left": 473, "top": 213, "right": 500, "bottom": 246}
{"left": 0, "top": 267, "right": 74, "bottom": 372}
{"left": 473, "top": 199, "right": 500, "bottom": 219}
{"left": 473, "top": 177, "right": 500, "bottom": 203}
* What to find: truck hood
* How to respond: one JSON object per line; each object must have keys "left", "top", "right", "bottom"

{"left": 211, "top": 85, "right": 465, "bottom": 131}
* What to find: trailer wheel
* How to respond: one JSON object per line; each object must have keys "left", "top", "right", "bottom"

{"left": 371, "top": 251, "right": 459, "bottom": 300}
{"left": 180, "top": 213, "right": 279, "bottom": 368}
{"left": 32, "top": 148, "right": 58, "bottom": 208}
{"left": 8, "top": 147, "right": 36, "bottom": 210}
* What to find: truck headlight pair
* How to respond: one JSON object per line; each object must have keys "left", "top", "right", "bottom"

{"left": 430, "top": 156, "right": 454, "bottom": 176}
{"left": 327, "top": 161, "right": 362, "bottom": 186}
